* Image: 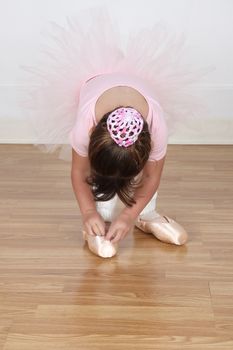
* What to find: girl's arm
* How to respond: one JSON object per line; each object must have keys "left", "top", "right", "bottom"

{"left": 105, "top": 155, "right": 166, "bottom": 242}
{"left": 71, "top": 149, "right": 96, "bottom": 216}
{"left": 122, "top": 155, "right": 166, "bottom": 220}
{"left": 71, "top": 149, "right": 105, "bottom": 235}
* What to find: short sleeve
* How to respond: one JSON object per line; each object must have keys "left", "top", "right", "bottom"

{"left": 68, "top": 104, "right": 93, "bottom": 157}
{"left": 148, "top": 101, "right": 168, "bottom": 161}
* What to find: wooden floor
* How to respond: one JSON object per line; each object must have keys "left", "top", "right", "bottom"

{"left": 0, "top": 144, "right": 233, "bottom": 350}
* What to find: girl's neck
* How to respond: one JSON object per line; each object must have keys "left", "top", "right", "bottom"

{"left": 95, "top": 86, "right": 149, "bottom": 123}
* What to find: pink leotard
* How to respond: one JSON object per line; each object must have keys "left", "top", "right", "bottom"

{"left": 69, "top": 72, "right": 168, "bottom": 161}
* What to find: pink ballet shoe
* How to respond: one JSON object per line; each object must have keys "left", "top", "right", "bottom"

{"left": 82, "top": 230, "right": 118, "bottom": 258}
{"left": 135, "top": 211, "right": 188, "bottom": 245}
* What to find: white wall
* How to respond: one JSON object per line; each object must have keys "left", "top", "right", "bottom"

{"left": 0, "top": 0, "right": 233, "bottom": 144}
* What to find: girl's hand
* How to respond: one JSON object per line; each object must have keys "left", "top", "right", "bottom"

{"left": 105, "top": 212, "right": 135, "bottom": 243}
{"left": 82, "top": 209, "right": 106, "bottom": 236}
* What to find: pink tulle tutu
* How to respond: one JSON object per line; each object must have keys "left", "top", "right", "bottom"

{"left": 21, "top": 6, "right": 212, "bottom": 161}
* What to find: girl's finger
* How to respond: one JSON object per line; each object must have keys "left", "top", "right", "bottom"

{"left": 105, "top": 226, "right": 117, "bottom": 241}
{"left": 92, "top": 222, "right": 102, "bottom": 236}
{"left": 111, "top": 230, "right": 122, "bottom": 244}
{"left": 95, "top": 222, "right": 105, "bottom": 236}
{"left": 86, "top": 224, "right": 95, "bottom": 236}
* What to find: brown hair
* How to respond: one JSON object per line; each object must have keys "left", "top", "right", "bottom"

{"left": 86, "top": 107, "right": 151, "bottom": 207}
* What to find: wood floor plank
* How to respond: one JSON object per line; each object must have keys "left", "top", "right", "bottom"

{"left": 0, "top": 144, "right": 233, "bottom": 350}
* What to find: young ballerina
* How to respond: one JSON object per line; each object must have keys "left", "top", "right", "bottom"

{"left": 22, "top": 8, "right": 210, "bottom": 258}
{"left": 69, "top": 72, "right": 188, "bottom": 258}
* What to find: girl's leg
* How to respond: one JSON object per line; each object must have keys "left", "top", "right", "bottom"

{"left": 138, "top": 191, "right": 159, "bottom": 220}
{"left": 95, "top": 194, "right": 118, "bottom": 222}
{"left": 135, "top": 191, "right": 188, "bottom": 245}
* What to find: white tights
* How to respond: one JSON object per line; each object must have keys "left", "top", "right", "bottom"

{"left": 96, "top": 191, "right": 158, "bottom": 222}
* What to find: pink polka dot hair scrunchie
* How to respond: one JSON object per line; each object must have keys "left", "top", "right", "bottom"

{"left": 106, "top": 107, "right": 144, "bottom": 147}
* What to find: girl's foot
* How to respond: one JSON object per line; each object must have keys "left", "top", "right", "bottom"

{"left": 83, "top": 230, "right": 118, "bottom": 258}
{"left": 135, "top": 211, "right": 188, "bottom": 245}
